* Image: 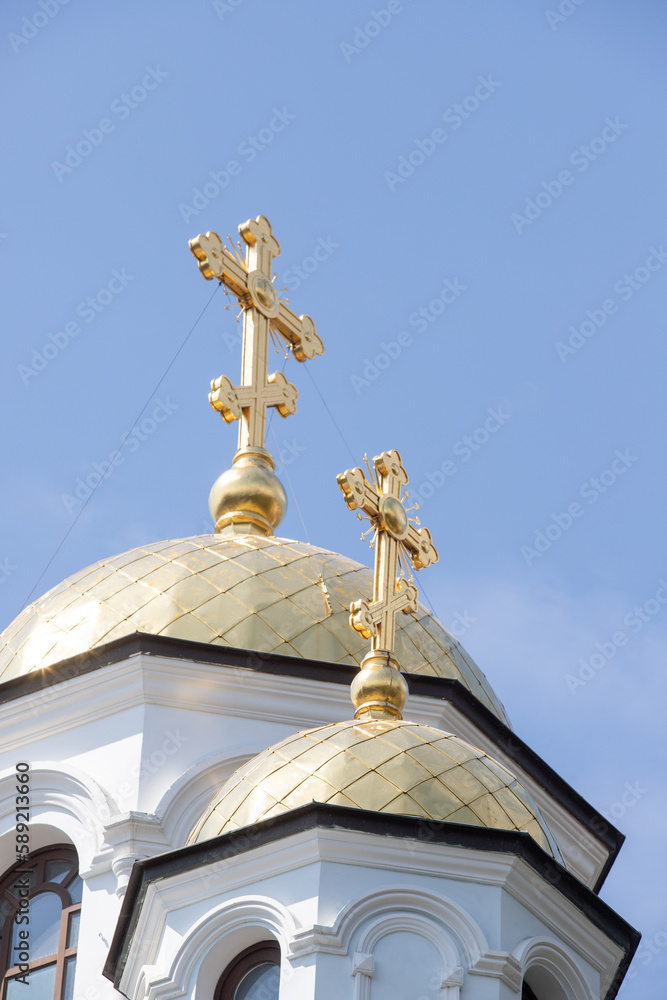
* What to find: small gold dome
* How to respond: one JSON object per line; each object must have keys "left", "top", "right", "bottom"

{"left": 188, "top": 719, "right": 562, "bottom": 860}
{"left": 0, "top": 535, "right": 509, "bottom": 726}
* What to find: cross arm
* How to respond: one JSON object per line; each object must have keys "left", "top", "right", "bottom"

{"left": 374, "top": 449, "right": 408, "bottom": 494}
{"left": 274, "top": 304, "right": 324, "bottom": 362}
{"left": 209, "top": 371, "right": 298, "bottom": 424}
{"left": 337, "top": 467, "right": 380, "bottom": 517}
{"left": 189, "top": 231, "right": 248, "bottom": 297}
{"left": 350, "top": 580, "right": 419, "bottom": 639}
{"left": 404, "top": 524, "right": 438, "bottom": 570}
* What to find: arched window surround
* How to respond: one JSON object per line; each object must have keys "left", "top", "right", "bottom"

{"left": 0, "top": 844, "right": 82, "bottom": 1000}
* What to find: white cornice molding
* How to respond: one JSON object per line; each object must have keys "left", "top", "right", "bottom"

{"left": 102, "top": 812, "right": 170, "bottom": 896}
{"left": 469, "top": 951, "right": 523, "bottom": 992}
{"left": 503, "top": 861, "right": 622, "bottom": 987}
{"left": 0, "top": 654, "right": 350, "bottom": 753}
{"left": 0, "top": 653, "right": 610, "bottom": 890}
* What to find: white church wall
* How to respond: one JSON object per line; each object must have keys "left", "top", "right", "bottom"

{"left": 115, "top": 826, "right": 621, "bottom": 1000}
{"left": 71, "top": 868, "right": 124, "bottom": 1000}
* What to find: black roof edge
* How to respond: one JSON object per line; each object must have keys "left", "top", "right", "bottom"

{"left": 3, "top": 631, "right": 623, "bottom": 884}
{"left": 103, "top": 802, "right": 640, "bottom": 1000}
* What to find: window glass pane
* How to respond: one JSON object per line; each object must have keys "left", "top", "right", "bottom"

{"left": 5, "top": 962, "right": 56, "bottom": 1000}
{"left": 11, "top": 893, "right": 61, "bottom": 961}
{"left": 235, "top": 963, "right": 280, "bottom": 1000}
{"left": 62, "top": 956, "right": 77, "bottom": 1000}
{"left": 65, "top": 878, "right": 82, "bottom": 906}
{"left": 66, "top": 911, "right": 80, "bottom": 949}
{"left": 45, "top": 862, "right": 72, "bottom": 886}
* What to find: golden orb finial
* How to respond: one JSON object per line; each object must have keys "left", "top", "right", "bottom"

{"left": 209, "top": 446, "right": 287, "bottom": 537}
{"left": 350, "top": 649, "right": 409, "bottom": 721}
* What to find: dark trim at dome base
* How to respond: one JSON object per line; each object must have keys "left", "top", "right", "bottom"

{"left": 3, "top": 630, "right": 623, "bottom": 889}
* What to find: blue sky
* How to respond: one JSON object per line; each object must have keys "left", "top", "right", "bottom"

{"left": 1, "top": 1, "right": 666, "bottom": 992}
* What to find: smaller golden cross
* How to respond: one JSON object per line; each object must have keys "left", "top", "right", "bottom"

{"left": 189, "top": 216, "right": 324, "bottom": 453}
{"left": 337, "top": 449, "right": 438, "bottom": 657}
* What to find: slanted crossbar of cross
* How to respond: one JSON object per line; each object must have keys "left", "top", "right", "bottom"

{"left": 337, "top": 449, "right": 438, "bottom": 655}
{"left": 190, "top": 215, "right": 324, "bottom": 452}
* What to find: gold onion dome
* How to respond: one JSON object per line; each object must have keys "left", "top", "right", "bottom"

{"left": 188, "top": 719, "right": 562, "bottom": 860}
{"left": 0, "top": 536, "right": 509, "bottom": 725}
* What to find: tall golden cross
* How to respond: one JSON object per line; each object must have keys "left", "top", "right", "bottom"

{"left": 190, "top": 215, "right": 324, "bottom": 452}
{"left": 337, "top": 449, "right": 438, "bottom": 656}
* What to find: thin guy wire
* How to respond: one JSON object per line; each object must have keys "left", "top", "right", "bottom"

{"left": 19, "top": 283, "right": 221, "bottom": 614}
{"left": 303, "top": 364, "right": 356, "bottom": 463}
{"left": 270, "top": 423, "right": 310, "bottom": 544}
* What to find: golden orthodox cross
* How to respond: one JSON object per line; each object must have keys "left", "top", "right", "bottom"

{"left": 337, "top": 449, "right": 438, "bottom": 657}
{"left": 190, "top": 215, "right": 324, "bottom": 452}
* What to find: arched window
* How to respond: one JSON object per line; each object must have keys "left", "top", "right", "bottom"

{"left": 215, "top": 941, "right": 281, "bottom": 1000}
{"left": 522, "top": 982, "right": 540, "bottom": 1000}
{"left": 0, "top": 845, "right": 82, "bottom": 1000}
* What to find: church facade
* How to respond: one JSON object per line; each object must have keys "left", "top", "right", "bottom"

{"left": 0, "top": 218, "right": 638, "bottom": 1000}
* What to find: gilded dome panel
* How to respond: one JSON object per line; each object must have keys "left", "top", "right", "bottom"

{"left": 0, "top": 535, "right": 509, "bottom": 726}
{"left": 188, "top": 719, "right": 561, "bottom": 860}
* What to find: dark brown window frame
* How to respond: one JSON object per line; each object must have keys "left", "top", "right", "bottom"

{"left": 0, "top": 844, "right": 81, "bottom": 1000}
{"left": 214, "top": 941, "right": 281, "bottom": 1000}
